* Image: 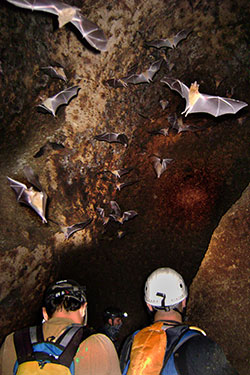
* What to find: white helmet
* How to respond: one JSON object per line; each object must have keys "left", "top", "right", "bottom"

{"left": 144, "top": 267, "right": 188, "bottom": 310}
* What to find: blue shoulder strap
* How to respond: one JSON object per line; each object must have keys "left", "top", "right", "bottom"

{"left": 160, "top": 328, "right": 202, "bottom": 375}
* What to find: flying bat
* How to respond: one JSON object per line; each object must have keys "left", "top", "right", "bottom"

{"left": 6, "top": 0, "right": 107, "bottom": 51}
{"left": 96, "top": 207, "right": 110, "bottom": 225}
{"left": 37, "top": 85, "right": 80, "bottom": 116}
{"left": 49, "top": 218, "right": 92, "bottom": 239}
{"left": 34, "top": 141, "right": 65, "bottom": 158}
{"left": 121, "top": 59, "right": 163, "bottom": 85}
{"left": 167, "top": 113, "right": 199, "bottom": 134}
{"left": 161, "top": 77, "right": 248, "bottom": 117}
{"left": 41, "top": 65, "right": 67, "bottom": 81}
{"left": 115, "top": 180, "right": 138, "bottom": 191}
{"left": 94, "top": 132, "right": 128, "bottom": 147}
{"left": 159, "top": 99, "right": 169, "bottom": 110}
{"left": 151, "top": 156, "right": 174, "bottom": 178}
{"left": 109, "top": 200, "right": 138, "bottom": 224}
{"left": 148, "top": 128, "right": 169, "bottom": 137}
{"left": 7, "top": 166, "right": 48, "bottom": 223}
{"left": 109, "top": 167, "right": 133, "bottom": 179}
{"left": 104, "top": 78, "right": 128, "bottom": 88}
{"left": 145, "top": 29, "right": 192, "bottom": 49}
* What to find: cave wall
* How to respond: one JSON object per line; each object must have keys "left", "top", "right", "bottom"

{"left": 0, "top": 0, "right": 249, "bottom": 372}
{"left": 188, "top": 183, "right": 250, "bottom": 374}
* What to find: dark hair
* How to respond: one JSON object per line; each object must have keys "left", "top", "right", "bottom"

{"left": 43, "top": 280, "right": 87, "bottom": 318}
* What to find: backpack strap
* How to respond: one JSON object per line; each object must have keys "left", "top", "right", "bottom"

{"left": 160, "top": 327, "right": 203, "bottom": 374}
{"left": 14, "top": 327, "right": 34, "bottom": 363}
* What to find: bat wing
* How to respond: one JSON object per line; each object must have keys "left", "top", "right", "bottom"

{"left": 117, "top": 133, "right": 128, "bottom": 146}
{"left": 122, "top": 210, "right": 138, "bottom": 223}
{"left": 41, "top": 66, "right": 67, "bottom": 81}
{"left": 7, "top": 177, "right": 28, "bottom": 203}
{"left": 104, "top": 78, "right": 127, "bottom": 88}
{"left": 189, "top": 94, "right": 248, "bottom": 117}
{"left": 39, "top": 85, "right": 80, "bottom": 116}
{"left": 173, "top": 29, "right": 192, "bottom": 47}
{"left": 161, "top": 77, "right": 189, "bottom": 101}
{"left": 71, "top": 11, "right": 107, "bottom": 51}
{"left": 110, "top": 200, "right": 121, "bottom": 217}
{"left": 145, "top": 39, "right": 173, "bottom": 49}
{"left": 123, "top": 73, "right": 147, "bottom": 85}
{"left": 95, "top": 132, "right": 117, "bottom": 143}
{"left": 146, "top": 59, "right": 163, "bottom": 81}
{"left": 6, "top": 0, "right": 69, "bottom": 16}
{"left": 162, "top": 158, "right": 174, "bottom": 170}
{"left": 65, "top": 218, "right": 92, "bottom": 239}
{"left": 23, "top": 165, "right": 43, "bottom": 191}
{"left": 7, "top": 176, "right": 47, "bottom": 223}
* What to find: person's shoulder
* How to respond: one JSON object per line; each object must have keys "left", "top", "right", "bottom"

{"left": 80, "top": 332, "right": 116, "bottom": 350}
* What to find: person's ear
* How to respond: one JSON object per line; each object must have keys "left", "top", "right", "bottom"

{"left": 108, "top": 318, "right": 113, "bottom": 326}
{"left": 42, "top": 307, "right": 49, "bottom": 321}
{"left": 182, "top": 298, "right": 187, "bottom": 309}
{"left": 80, "top": 302, "right": 87, "bottom": 317}
{"left": 146, "top": 303, "right": 154, "bottom": 311}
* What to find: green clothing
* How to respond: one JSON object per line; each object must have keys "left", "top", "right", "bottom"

{"left": 0, "top": 317, "right": 121, "bottom": 375}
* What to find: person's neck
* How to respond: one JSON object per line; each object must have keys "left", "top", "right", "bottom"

{"left": 153, "top": 310, "right": 183, "bottom": 325}
{"left": 52, "top": 310, "right": 83, "bottom": 324}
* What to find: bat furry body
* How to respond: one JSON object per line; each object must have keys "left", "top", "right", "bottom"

{"left": 94, "top": 132, "right": 128, "bottom": 147}
{"left": 37, "top": 85, "right": 80, "bottom": 116}
{"left": 151, "top": 156, "right": 174, "bottom": 178}
{"left": 148, "top": 128, "right": 169, "bottom": 136}
{"left": 145, "top": 29, "right": 192, "bottom": 49}
{"left": 7, "top": 166, "right": 48, "bottom": 223}
{"left": 6, "top": 0, "right": 107, "bottom": 51}
{"left": 161, "top": 77, "right": 248, "bottom": 117}
{"left": 115, "top": 180, "right": 138, "bottom": 191}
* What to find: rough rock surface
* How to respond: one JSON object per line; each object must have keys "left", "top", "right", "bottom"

{"left": 188, "top": 183, "right": 250, "bottom": 374}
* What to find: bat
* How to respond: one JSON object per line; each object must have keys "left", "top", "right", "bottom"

{"left": 109, "top": 200, "right": 138, "bottom": 224}
{"left": 34, "top": 141, "right": 65, "bottom": 158}
{"left": 148, "top": 128, "right": 169, "bottom": 136}
{"left": 94, "top": 132, "right": 128, "bottom": 147}
{"left": 104, "top": 78, "right": 128, "bottom": 88}
{"left": 37, "top": 85, "right": 80, "bottom": 116}
{"left": 159, "top": 99, "right": 169, "bottom": 110}
{"left": 151, "top": 156, "right": 174, "bottom": 178}
{"left": 6, "top": 0, "right": 107, "bottom": 51}
{"left": 49, "top": 218, "right": 92, "bottom": 239}
{"left": 161, "top": 77, "right": 248, "bottom": 117}
{"left": 115, "top": 180, "right": 138, "bottom": 191}
{"left": 41, "top": 65, "right": 67, "bottom": 81}
{"left": 7, "top": 166, "right": 48, "bottom": 223}
{"left": 96, "top": 207, "right": 110, "bottom": 225}
{"left": 167, "top": 113, "right": 199, "bottom": 134}
{"left": 145, "top": 29, "right": 192, "bottom": 49}
{"left": 122, "top": 59, "right": 163, "bottom": 85}
{"left": 109, "top": 167, "right": 133, "bottom": 179}
{"left": 117, "top": 230, "right": 126, "bottom": 239}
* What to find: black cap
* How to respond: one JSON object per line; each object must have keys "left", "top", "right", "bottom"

{"left": 103, "top": 307, "right": 128, "bottom": 321}
{"left": 44, "top": 279, "right": 87, "bottom": 305}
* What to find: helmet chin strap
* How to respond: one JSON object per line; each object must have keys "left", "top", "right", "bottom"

{"left": 173, "top": 306, "right": 187, "bottom": 321}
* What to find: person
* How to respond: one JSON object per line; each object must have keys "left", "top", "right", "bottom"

{"left": 100, "top": 307, "right": 128, "bottom": 352}
{"left": 0, "top": 279, "right": 121, "bottom": 375}
{"left": 120, "top": 267, "right": 238, "bottom": 375}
